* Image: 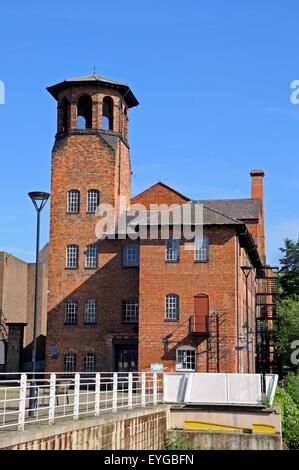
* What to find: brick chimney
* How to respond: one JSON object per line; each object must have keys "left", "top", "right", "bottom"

{"left": 250, "top": 169, "right": 265, "bottom": 263}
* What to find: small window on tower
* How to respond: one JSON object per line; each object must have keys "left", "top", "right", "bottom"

{"left": 102, "top": 97, "right": 113, "bottom": 131}
{"left": 77, "top": 95, "right": 92, "bottom": 129}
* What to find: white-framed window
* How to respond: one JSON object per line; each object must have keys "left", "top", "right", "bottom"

{"left": 84, "top": 352, "right": 96, "bottom": 372}
{"left": 67, "top": 189, "right": 80, "bottom": 213}
{"left": 176, "top": 346, "right": 196, "bottom": 371}
{"left": 63, "top": 352, "right": 76, "bottom": 373}
{"left": 194, "top": 235, "right": 209, "bottom": 262}
{"left": 166, "top": 238, "right": 180, "bottom": 262}
{"left": 84, "top": 299, "right": 97, "bottom": 324}
{"left": 165, "top": 293, "right": 179, "bottom": 320}
{"left": 64, "top": 300, "right": 78, "bottom": 324}
{"left": 122, "top": 299, "right": 138, "bottom": 323}
{"left": 123, "top": 244, "right": 139, "bottom": 267}
{"left": 87, "top": 189, "right": 100, "bottom": 213}
{"left": 85, "top": 244, "right": 98, "bottom": 268}
{"left": 66, "top": 244, "right": 79, "bottom": 268}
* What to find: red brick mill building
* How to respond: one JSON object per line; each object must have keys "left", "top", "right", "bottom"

{"left": 45, "top": 74, "right": 273, "bottom": 375}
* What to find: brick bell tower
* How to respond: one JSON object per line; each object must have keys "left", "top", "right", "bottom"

{"left": 46, "top": 74, "right": 139, "bottom": 371}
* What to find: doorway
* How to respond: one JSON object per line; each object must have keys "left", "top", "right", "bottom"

{"left": 114, "top": 343, "right": 138, "bottom": 372}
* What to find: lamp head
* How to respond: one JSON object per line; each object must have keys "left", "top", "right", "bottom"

{"left": 28, "top": 191, "right": 50, "bottom": 211}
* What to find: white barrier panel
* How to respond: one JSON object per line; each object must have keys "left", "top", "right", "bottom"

{"left": 227, "top": 373, "right": 262, "bottom": 405}
{"left": 164, "top": 373, "right": 266, "bottom": 405}
{"left": 163, "top": 373, "right": 189, "bottom": 403}
{"left": 185, "top": 373, "right": 228, "bottom": 404}
{"left": 265, "top": 374, "right": 279, "bottom": 406}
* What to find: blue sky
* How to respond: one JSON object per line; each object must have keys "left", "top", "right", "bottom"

{"left": 0, "top": 0, "right": 298, "bottom": 265}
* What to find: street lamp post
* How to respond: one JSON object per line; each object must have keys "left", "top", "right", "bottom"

{"left": 241, "top": 265, "right": 254, "bottom": 373}
{"left": 28, "top": 191, "right": 50, "bottom": 417}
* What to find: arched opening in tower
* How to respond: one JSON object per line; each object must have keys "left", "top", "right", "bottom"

{"left": 77, "top": 95, "right": 92, "bottom": 129}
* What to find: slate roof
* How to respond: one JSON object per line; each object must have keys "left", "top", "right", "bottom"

{"left": 47, "top": 74, "right": 139, "bottom": 108}
{"left": 196, "top": 199, "right": 260, "bottom": 221}
{"left": 122, "top": 202, "right": 242, "bottom": 228}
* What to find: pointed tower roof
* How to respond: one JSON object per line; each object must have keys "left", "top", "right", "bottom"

{"left": 47, "top": 73, "right": 139, "bottom": 108}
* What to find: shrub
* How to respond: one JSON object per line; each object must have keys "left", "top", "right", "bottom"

{"left": 163, "top": 435, "right": 199, "bottom": 450}
{"left": 275, "top": 387, "right": 299, "bottom": 449}
{"left": 285, "top": 373, "right": 299, "bottom": 407}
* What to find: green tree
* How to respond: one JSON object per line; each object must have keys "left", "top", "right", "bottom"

{"left": 274, "top": 299, "right": 299, "bottom": 374}
{"left": 279, "top": 237, "right": 299, "bottom": 299}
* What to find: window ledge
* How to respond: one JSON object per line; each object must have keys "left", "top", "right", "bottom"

{"left": 194, "top": 260, "right": 209, "bottom": 264}
{"left": 165, "top": 260, "right": 179, "bottom": 264}
{"left": 65, "top": 267, "right": 78, "bottom": 270}
{"left": 164, "top": 319, "right": 179, "bottom": 322}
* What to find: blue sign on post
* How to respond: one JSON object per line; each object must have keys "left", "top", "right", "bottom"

{"left": 150, "top": 363, "right": 164, "bottom": 373}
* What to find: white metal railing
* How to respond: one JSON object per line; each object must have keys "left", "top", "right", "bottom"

{"left": 0, "top": 372, "right": 164, "bottom": 431}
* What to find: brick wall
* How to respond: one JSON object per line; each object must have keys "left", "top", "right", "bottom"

{"left": 1, "top": 406, "right": 168, "bottom": 450}
{"left": 138, "top": 227, "right": 240, "bottom": 373}
{"left": 132, "top": 182, "right": 189, "bottom": 208}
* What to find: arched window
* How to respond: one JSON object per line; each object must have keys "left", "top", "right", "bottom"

{"left": 176, "top": 346, "right": 196, "bottom": 371}
{"left": 84, "top": 352, "right": 96, "bottom": 372}
{"left": 77, "top": 95, "right": 92, "bottom": 129}
{"left": 85, "top": 244, "right": 98, "bottom": 268}
{"left": 63, "top": 352, "right": 76, "bottom": 373}
{"left": 67, "top": 189, "right": 80, "bottom": 213}
{"left": 87, "top": 189, "right": 100, "bottom": 213}
{"left": 60, "top": 97, "right": 69, "bottom": 132}
{"left": 102, "top": 96, "right": 114, "bottom": 131}
{"left": 64, "top": 300, "right": 78, "bottom": 325}
{"left": 165, "top": 293, "right": 179, "bottom": 321}
{"left": 84, "top": 299, "right": 97, "bottom": 324}
{"left": 194, "top": 235, "right": 209, "bottom": 262}
{"left": 123, "top": 244, "right": 139, "bottom": 267}
{"left": 66, "top": 244, "right": 79, "bottom": 268}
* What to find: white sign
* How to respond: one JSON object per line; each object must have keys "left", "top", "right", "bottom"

{"left": 150, "top": 363, "right": 164, "bottom": 373}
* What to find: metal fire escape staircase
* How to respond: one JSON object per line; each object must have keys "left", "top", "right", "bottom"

{"left": 255, "top": 267, "right": 279, "bottom": 374}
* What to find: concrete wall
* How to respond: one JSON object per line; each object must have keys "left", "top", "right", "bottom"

{"left": 168, "top": 429, "right": 282, "bottom": 450}
{"left": 0, "top": 251, "right": 48, "bottom": 371}
{"left": 169, "top": 405, "right": 282, "bottom": 435}
{"left": 0, "top": 406, "right": 168, "bottom": 450}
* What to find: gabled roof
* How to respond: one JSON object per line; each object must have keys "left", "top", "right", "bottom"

{"left": 47, "top": 74, "right": 139, "bottom": 108}
{"left": 133, "top": 182, "right": 260, "bottom": 222}
{"left": 195, "top": 199, "right": 261, "bottom": 221}
{"left": 132, "top": 181, "right": 189, "bottom": 206}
